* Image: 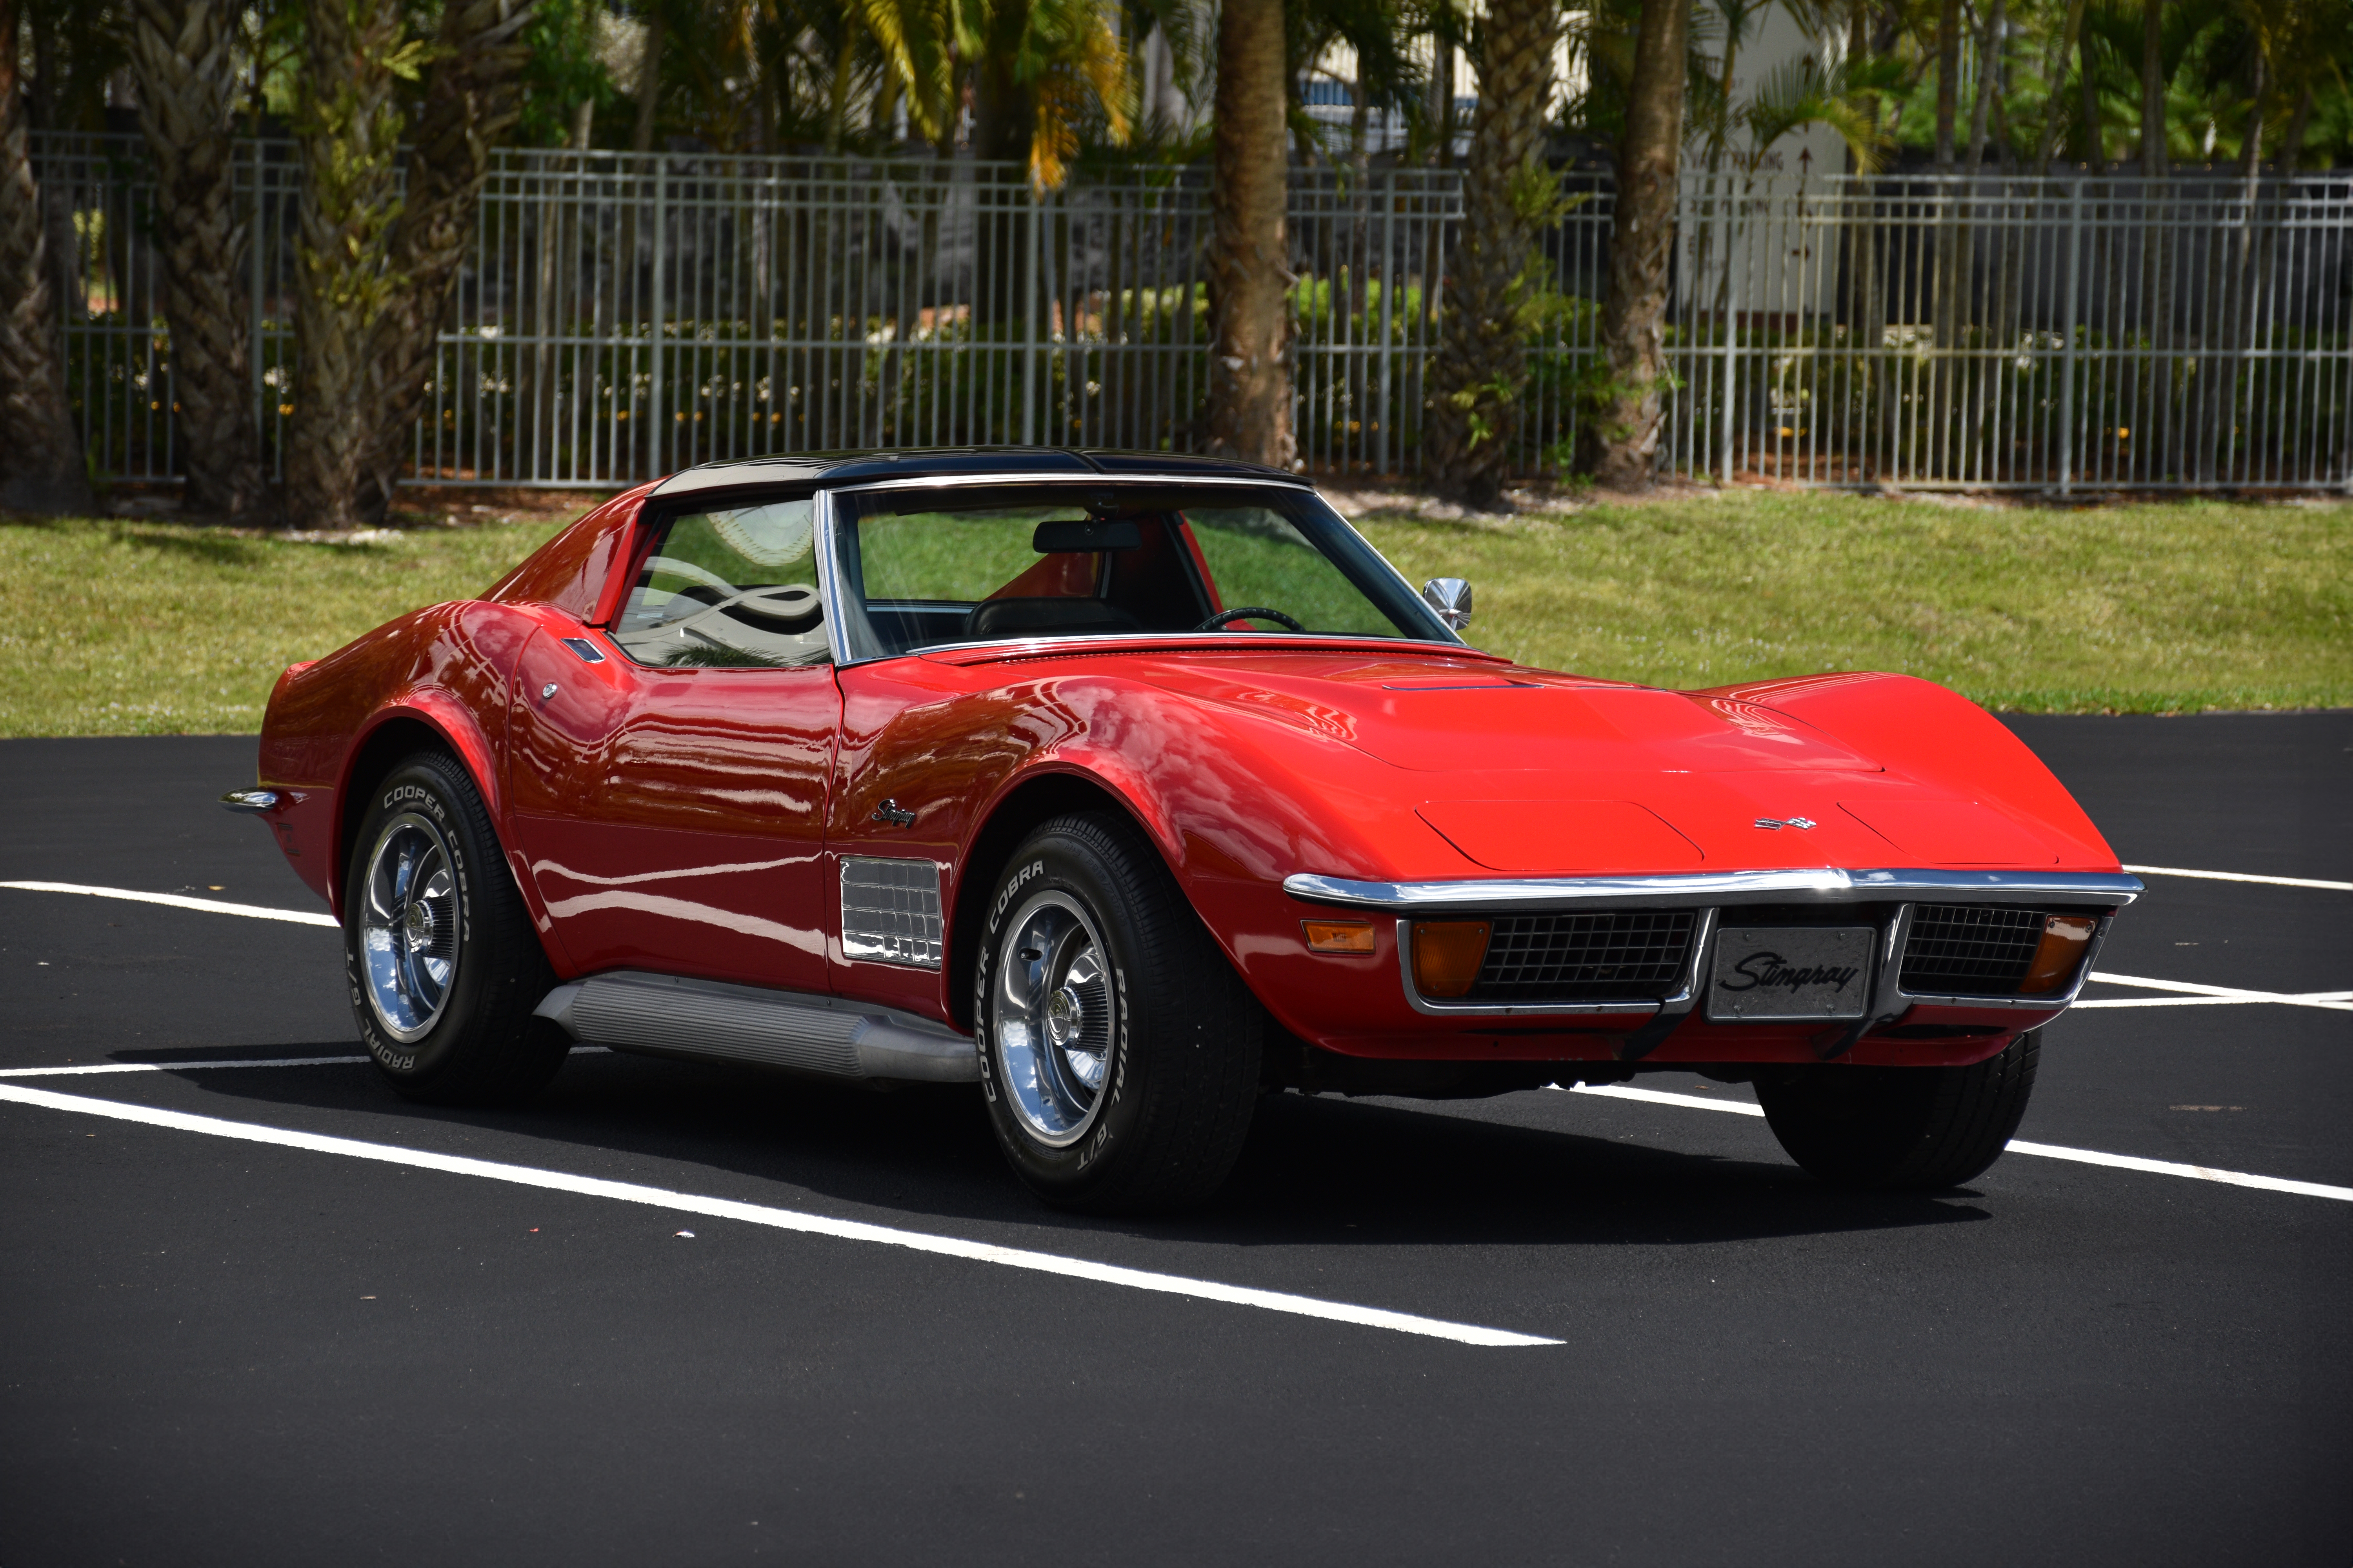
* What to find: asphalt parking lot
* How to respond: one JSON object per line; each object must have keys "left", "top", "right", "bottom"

{"left": 2, "top": 712, "right": 2347, "bottom": 1568}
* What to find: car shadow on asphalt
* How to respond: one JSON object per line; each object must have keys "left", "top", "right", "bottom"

{"left": 131, "top": 1045, "right": 1991, "bottom": 1252}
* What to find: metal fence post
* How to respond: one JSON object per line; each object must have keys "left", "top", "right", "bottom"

{"left": 1376, "top": 172, "right": 1395, "bottom": 476}
{"left": 647, "top": 153, "right": 666, "bottom": 480}
{"left": 1720, "top": 184, "right": 1743, "bottom": 483}
{"left": 2057, "top": 179, "right": 2082, "bottom": 496}
{"left": 250, "top": 137, "right": 265, "bottom": 456}
{"left": 1022, "top": 190, "right": 1039, "bottom": 447}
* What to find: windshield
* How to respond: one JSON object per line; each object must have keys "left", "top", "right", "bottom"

{"left": 827, "top": 483, "right": 1457, "bottom": 661}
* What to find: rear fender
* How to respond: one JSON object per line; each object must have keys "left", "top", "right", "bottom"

{"left": 332, "top": 697, "right": 508, "bottom": 922}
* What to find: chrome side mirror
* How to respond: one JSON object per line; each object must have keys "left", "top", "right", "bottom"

{"left": 1421, "top": 577, "right": 1472, "bottom": 632}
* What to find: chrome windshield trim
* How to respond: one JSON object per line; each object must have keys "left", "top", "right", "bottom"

{"left": 817, "top": 474, "right": 1474, "bottom": 666}
{"left": 1284, "top": 868, "right": 2146, "bottom": 913}
{"left": 884, "top": 632, "right": 1492, "bottom": 666}
{"left": 812, "top": 486, "right": 856, "bottom": 668}
{"left": 822, "top": 471, "right": 1315, "bottom": 496}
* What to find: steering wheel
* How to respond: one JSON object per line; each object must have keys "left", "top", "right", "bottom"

{"left": 1194, "top": 605, "right": 1306, "bottom": 633}
{"left": 671, "top": 583, "right": 824, "bottom": 637}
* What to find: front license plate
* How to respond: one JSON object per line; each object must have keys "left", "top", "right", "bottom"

{"left": 1706, "top": 927, "right": 1875, "bottom": 1022}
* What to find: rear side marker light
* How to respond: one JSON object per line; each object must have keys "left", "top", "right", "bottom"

{"left": 2019, "top": 914, "right": 2098, "bottom": 994}
{"left": 1411, "top": 920, "right": 1492, "bottom": 998}
{"left": 1302, "top": 919, "right": 1377, "bottom": 955}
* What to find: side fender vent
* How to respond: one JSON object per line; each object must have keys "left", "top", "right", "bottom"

{"left": 841, "top": 856, "right": 945, "bottom": 970}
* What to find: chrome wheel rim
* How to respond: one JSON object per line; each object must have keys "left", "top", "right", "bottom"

{"left": 993, "top": 891, "right": 1116, "bottom": 1147}
{"left": 359, "top": 811, "right": 460, "bottom": 1043}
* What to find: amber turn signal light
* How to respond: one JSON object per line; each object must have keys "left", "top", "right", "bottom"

{"left": 2019, "top": 914, "right": 2098, "bottom": 994}
{"left": 1411, "top": 920, "right": 1492, "bottom": 998}
{"left": 1302, "top": 919, "right": 1377, "bottom": 955}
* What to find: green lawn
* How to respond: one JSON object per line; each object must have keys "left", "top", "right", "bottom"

{"left": 0, "top": 517, "right": 573, "bottom": 737}
{"left": 1356, "top": 491, "right": 2351, "bottom": 714}
{"left": 1, "top": 490, "right": 2345, "bottom": 736}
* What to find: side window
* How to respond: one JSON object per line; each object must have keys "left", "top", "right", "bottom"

{"left": 611, "top": 500, "right": 831, "bottom": 669}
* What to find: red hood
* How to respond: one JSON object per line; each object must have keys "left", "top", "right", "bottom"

{"left": 1111, "top": 648, "right": 2086, "bottom": 875}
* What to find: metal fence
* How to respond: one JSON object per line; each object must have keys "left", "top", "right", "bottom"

{"left": 30, "top": 133, "right": 2353, "bottom": 491}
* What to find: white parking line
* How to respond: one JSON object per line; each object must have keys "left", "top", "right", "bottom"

{"left": 0, "top": 1048, "right": 609, "bottom": 1079}
{"left": 2123, "top": 863, "right": 2353, "bottom": 892}
{"left": 0, "top": 881, "right": 338, "bottom": 927}
{"left": 0, "top": 1056, "right": 371, "bottom": 1077}
{"left": 2082, "top": 972, "right": 2353, "bottom": 1012}
{"left": 11, "top": 879, "right": 2346, "bottom": 1206}
{"left": 1562, "top": 1084, "right": 2353, "bottom": 1203}
{"left": 0, "top": 1083, "right": 1562, "bottom": 1349}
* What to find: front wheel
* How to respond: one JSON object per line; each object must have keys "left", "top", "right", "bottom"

{"left": 344, "top": 751, "right": 569, "bottom": 1105}
{"left": 1756, "top": 1030, "right": 2040, "bottom": 1190}
{"left": 974, "top": 813, "right": 1262, "bottom": 1212}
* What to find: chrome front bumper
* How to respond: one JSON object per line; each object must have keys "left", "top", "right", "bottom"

{"left": 1286, "top": 867, "right": 2142, "bottom": 1060}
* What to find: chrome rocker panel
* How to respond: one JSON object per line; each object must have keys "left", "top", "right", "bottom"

{"left": 533, "top": 970, "right": 978, "bottom": 1083}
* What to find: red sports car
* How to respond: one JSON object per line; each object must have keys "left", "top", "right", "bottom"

{"left": 227, "top": 450, "right": 2140, "bottom": 1210}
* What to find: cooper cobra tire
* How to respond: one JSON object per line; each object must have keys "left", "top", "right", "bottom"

{"left": 344, "top": 751, "right": 569, "bottom": 1105}
{"left": 974, "top": 812, "right": 1263, "bottom": 1213}
{"left": 1756, "top": 1029, "right": 2040, "bottom": 1190}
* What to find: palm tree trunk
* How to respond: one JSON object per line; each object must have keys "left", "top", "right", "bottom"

{"left": 285, "top": 0, "right": 410, "bottom": 530}
{"left": 0, "top": 0, "right": 93, "bottom": 513}
{"left": 633, "top": 9, "right": 665, "bottom": 154}
{"left": 1956, "top": 0, "right": 2001, "bottom": 479}
{"left": 1425, "top": 0, "right": 1562, "bottom": 507}
{"left": 2079, "top": 27, "right": 2101, "bottom": 172}
{"left": 970, "top": 21, "right": 1035, "bottom": 336}
{"left": 129, "top": 0, "right": 265, "bottom": 519}
{"left": 351, "top": 0, "right": 540, "bottom": 521}
{"left": 1582, "top": 0, "right": 1686, "bottom": 489}
{"left": 1205, "top": 0, "right": 1295, "bottom": 467}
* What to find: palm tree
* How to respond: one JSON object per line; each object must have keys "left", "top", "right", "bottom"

{"left": 355, "top": 0, "right": 541, "bottom": 519}
{"left": 866, "top": 0, "right": 1134, "bottom": 189}
{"left": 1205, "top": 0, "right": 1295, "bottom": 467}
{"left": 0, "top": 0, "right": 93, "bottom": 514}
{"left": 866, "top": 0, "right": 1132, "bottom": 354}
{"left": 128, "top": 0, "right": 265, "bottom": 519}
{"left": 284, "top": 0, "right": 416, "bottom": 531}
{"left": 286, "top": 0, "right": 540, "bottom": 529}
{"left": 1424, "top": 0, "right": 1566, "bottom": 507}
{"left": 1582, "top": 0, "right": 1689, "bottom": 489}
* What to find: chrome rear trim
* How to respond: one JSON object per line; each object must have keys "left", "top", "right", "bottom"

{"left": 219, "top": 789, "right": 281, "bottom": 814}
{"left": 1283, "top": 868, "right": 2144, "bottom": 913}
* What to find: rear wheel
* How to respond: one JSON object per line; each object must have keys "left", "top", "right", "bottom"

{"left": 344, "top": 751, "right": 568, "bottom": 1105}
{"left": 975, "top": 813, "right": 1262, "bottom": 1212}
{"left": 1756, "top": 1030, "right": 2040, "bottom": 1189}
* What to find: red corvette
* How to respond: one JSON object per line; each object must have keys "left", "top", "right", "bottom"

{"left": 227, "top": 450, "right": 2140, "bottom": 1210}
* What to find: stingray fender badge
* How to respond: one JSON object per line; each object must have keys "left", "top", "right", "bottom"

{"left": 871, "top": 798, "right": 917, "bottom": 828}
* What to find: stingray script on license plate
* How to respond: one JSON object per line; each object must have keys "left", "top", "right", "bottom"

{"left": 1706, "top": 927, "right": 1875, "bottom": 1022}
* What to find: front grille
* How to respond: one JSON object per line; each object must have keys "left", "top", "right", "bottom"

{"left": 1466, "top": 911, "right": 1697, "bottom": 1003}
{"left": 1900, "top": 905, "right": 2043, "bottom": 996}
